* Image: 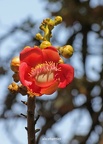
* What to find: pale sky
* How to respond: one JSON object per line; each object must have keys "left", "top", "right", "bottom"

{"left": 0, "top": 0, "right": 48, "bottom": 25}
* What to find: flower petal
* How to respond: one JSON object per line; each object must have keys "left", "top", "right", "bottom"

{"left": 20, "top": 47, "right": 43, "bottom": 67}
{"left": 58, "top": 64, "right": 74, "bottom": 88}
{"left": 42, "top": 46, "right": 60, "bottom": 63}
{"left": 27, "top": 81, "right": 42, "bottom": 96}
{"left": 19, "top": 62, "right": 32, "bottom": 86}
{"left": 40, "top": 80, "right": 59, "bottom": 95}
{"left": 19, "top": 62, "right": 42, "bottom": 96}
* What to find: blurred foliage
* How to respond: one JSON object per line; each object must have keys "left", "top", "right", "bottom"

{"left": 0, "top": 0, "right": 103, "bottom": 144}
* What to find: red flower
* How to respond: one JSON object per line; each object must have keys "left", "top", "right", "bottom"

{"left": 19, "top": 46, "right": 74, "bottom": 96}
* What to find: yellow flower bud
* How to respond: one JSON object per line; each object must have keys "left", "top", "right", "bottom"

{"left": 10, "top": 56, "right": 20, "bottom": 72}
{"left": 35, "top": 33, "right": 43, "bottom": 41}
{"left": 55, "top": 16, "right": 62, "bottom": 25}
{"left": 59, "top": 45, "right": 74, "bottom": 58}
{"left": 24, "top": 46, "right": 31, "bottom": 49}
{"left": 40, "top": 41, "right": 51, "bottom": 49}
{"left": 8, "top": 82, "right": 19, "bottom": 93}
{"left": 58, "top": 57, "right": 64, "bottom": 64}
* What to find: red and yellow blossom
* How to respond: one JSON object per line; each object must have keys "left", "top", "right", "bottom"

{"left": 19, "top": 46, "right": 74, "bottom": 96}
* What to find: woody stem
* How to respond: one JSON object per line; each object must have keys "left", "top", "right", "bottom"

{"left": 27, "top": 96, "right": 35, "bottom": 144}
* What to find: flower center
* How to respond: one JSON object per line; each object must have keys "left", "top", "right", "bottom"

{"left": 30, "top": 62, "right": 59, "bottom": 83}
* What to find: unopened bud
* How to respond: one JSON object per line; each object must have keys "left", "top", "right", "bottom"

{"left": 58, "top": 57, "right": 64, "bottom": 64}
{"left": 10, "top": 56, "right": 20, "bottom": 72}
{"left": 59, "top": 45, "right": 74, "bottom": 58}
{"left": 8, "top": 82, "right": 19, "bottom": 93}
{"left": 40, "top": 41, "right": 51, "bottom": 49}
{"left": 55, "top": 16, "right": 62, "bottom": 25}
{"left": 24, "top": 46, "right": 31, "bottom": 49}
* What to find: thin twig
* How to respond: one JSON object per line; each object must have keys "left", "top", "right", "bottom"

{"left": 34, "top": 115, "right": 40, "bottom": 125}
{"left": 21, "top": 100, "right": 27, "bottom": 105}
{"left": 20, "top": 113, "right": 27, "bottom": 118}
{"left": 35, "top": 129, "right": 40, "bottom": 133}
{"left": 25, "top": 127, "right": 28, "bottom": 131}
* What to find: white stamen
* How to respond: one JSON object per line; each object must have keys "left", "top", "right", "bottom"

{"left": 30, "top": 61, "right": 60, "bottom": 83}
{"left": 36, "top": 72, "right": 54, "bottom": 83}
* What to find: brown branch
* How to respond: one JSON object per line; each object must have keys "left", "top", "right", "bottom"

{"left": 27, "top": 96, "right": 35, "bottom": 144}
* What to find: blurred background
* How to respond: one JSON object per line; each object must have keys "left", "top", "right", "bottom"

{"left": 0, "top": 0, "right": 103, "bottom": 144}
